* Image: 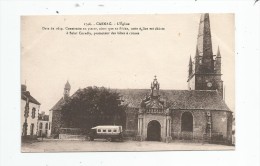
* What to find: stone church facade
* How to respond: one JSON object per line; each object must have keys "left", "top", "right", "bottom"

{"left": 116, "top": 13, "right": 232, "bottom": 143}
{"left": 49, "top": 13, "right": 233, "bottom": 144}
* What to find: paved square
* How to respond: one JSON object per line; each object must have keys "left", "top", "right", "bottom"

{"left": 21, "top": 139, "right": 235, "bottom": 152}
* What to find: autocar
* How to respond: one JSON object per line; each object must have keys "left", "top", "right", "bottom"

{"left": 89, "top": 125, "right": 123, "bottom": 142}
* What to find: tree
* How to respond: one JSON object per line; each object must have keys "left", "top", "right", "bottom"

{"left": 61, "top": 86, "right": 126, "bottom": 131}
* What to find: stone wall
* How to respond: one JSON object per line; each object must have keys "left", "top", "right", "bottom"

{"left": 211, "top": 110, "right": 233, "bottom": 143}
{"left": 227, "top": 111, "right": 233, "bottom": 143}
{"left": 124, "top": 107, "right": 138, "bottom": 137}
{"left": 171, "top": 110, "right": 207, "bottom": 140}
{"left": 195, "top": 75, "right": 223, "bottom": 98}
{"left": 50, "top": 110, "right": 63, "bottom": 136}
{"left": 171, "top": 109, "right": 233, "bottom": 143}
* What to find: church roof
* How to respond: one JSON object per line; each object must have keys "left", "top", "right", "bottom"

{"left": 21, "top": 91, "right": 41, "bottom": 105}
{"left": 114, "top": 89, "right": 230, "bottom": 111}
{"left": 50, "top": 88, "right": 82, "bottom": 111}
{"left": 50, "top": 88, "right": 230, "bottom": 112}
{"left": 50, "top": 97, "right": 65, "bottom": 111}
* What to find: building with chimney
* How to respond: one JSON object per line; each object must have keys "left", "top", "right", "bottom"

{"left": 49, "top": 13, "right": 233, "bottom": 144}
{"left": 21, "top": 84, "right": 41, "bottom": 139}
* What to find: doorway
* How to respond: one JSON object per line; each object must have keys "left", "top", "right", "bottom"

{"left": 30, "top": 123, "right": 34, "bottom": 136}
{"left": 147, "top": 120, "right": 161, "bottom": 141}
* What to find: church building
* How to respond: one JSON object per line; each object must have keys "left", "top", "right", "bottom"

{"left": 117, "top": 13, "right": 232, "bottom": 143}
{"left": 49, "top": 13, "right": 233, "bottom": 144}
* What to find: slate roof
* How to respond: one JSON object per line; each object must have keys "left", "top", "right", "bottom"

{"left": 50, "top": 89, "right": 82, "bottom": 111}
{"left": 50, "top": 97, "right": 65, "bottom": 111}
{"left": 21, "top": 91, "right": 41, "bottom": 105}
{"left": 50, "top": 88, "right": 230, "bottom": 112}
{"left": 114, "top": 89, "right": 230, "bottom": 111}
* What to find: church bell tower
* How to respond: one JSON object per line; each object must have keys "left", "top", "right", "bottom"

{"left": 187, "top": 13, "right": 223, "bottom": 98}
{"left": 63, "top": 81, "right": 71, "bottom": 100}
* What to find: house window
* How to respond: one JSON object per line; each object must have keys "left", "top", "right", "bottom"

{"left": 31, "top": 107, "right": 36, "bottom": 119}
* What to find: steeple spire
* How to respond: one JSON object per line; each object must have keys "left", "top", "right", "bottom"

{"left": 187, "top": 13, "right": 223, "bottom": 98}
{"left": 215, "top": 46, "right": 222, "bottom": 74}
{"left": 65, "top": 80, "right": 71, "bottom": 90}
{"left": 64, "top": 80, "right": 71, "bottom": 100}
{"left": 194, "top": 45, "right": 201, "bottom": 73}
{"left": 189, "top": 55, "right": 193, "bottom": 77}
{"left": 197, "top": 13, "right": 214, "bottom": 73}
{"left": 217, "top": 45, "right": 221, "bottom": 57}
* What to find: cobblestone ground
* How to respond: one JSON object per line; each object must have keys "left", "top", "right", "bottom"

{"left": 21, "top": 139, "right": 235, "bottom": 152}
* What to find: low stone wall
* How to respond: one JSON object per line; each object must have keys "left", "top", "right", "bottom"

{"left": 59, "top": 134, "right": 87, "bottom": 140}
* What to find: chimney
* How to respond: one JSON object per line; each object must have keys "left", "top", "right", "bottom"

{"left": 21, "top": 84, "right": 27, "bottom": 92}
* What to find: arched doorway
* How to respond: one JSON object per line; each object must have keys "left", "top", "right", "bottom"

{"left": 181, "top": 112, "right": 193, "bottom": 140}
{"left": 147, "top": 120, "right": 161, "bottom": 141}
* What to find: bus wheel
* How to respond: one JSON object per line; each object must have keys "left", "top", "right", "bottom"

{"left": 107, "top": 137, "right": 112, "bottom": 142}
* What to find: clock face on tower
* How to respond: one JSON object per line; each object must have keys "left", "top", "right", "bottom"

{"left": 207, "top": 82, "right": 212, "bottom": 88}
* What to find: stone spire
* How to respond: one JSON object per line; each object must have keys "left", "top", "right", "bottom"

{"left": 197, "top": 13, "right": 214, "bottom": 73}
{"left": 188, "top": 55, "right": 193, "bottom": 77}
{"left": 215, "top": 46, "right": 222, "bottom": 74}
{"left": 64, "top": 80, "right": 71, "bottom": 90}
{"left": 188, "top": 13, "right": 223, "bottom": 97}
{"left": 216, "top": 45, "right": 221, "bottom": 58}
{"left": 194, "top": 45, "right": 200, "bottom": 73}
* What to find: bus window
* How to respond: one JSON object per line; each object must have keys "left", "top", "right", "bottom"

{"left": 108, "top": 129, "right": 112, "bottom": 132}
{"left": 98, "top": 129, "right": 101, "bottom": 132}
{"left": 103, "top": 129, "right": 106, "bottom": 132}
{"left": 113, "top": 129, "right": 117, "bottom": 132}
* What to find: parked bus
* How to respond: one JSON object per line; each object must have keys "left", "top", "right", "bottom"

{"left": 89, "top": 125, "right": 123, "bottom": 142}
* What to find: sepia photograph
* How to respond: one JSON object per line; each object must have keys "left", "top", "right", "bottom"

{"left": 21, "top": 13, "right": 235, "bottom": 152}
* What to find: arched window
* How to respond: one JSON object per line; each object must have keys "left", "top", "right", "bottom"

{"left": 181, "top": 112, "right": 193, "bottom": 132}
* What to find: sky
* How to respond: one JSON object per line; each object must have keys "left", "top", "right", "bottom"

{"left": 21, "top": 14, "right": 235, "bottom": 114}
